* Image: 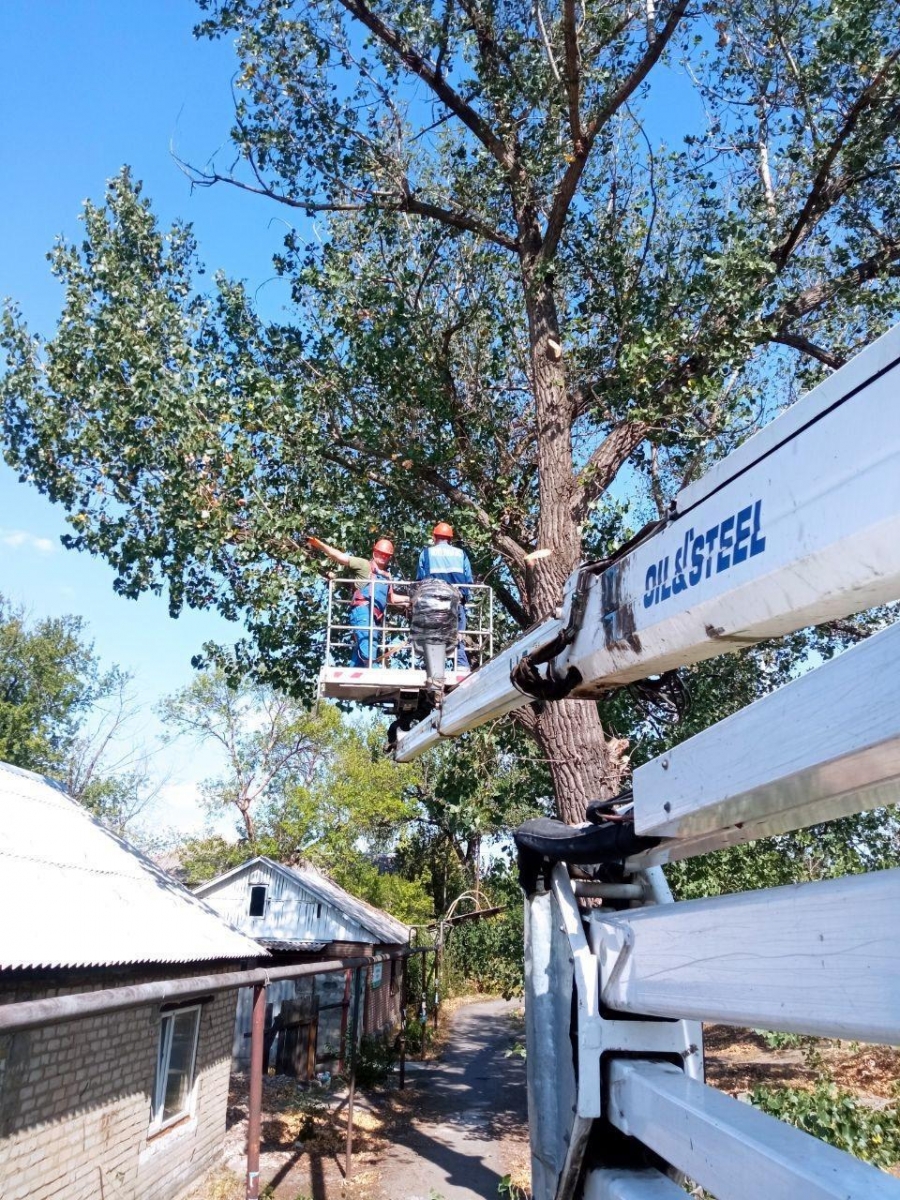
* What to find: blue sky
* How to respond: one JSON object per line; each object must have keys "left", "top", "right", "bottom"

{"left": 0, "top": 1, "right": 306, "bottom": 837}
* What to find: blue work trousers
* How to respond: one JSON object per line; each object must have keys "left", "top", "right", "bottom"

{"left": 349, "top": 604, "right": 384, "bottom": 668}
{"left": 456, "top": 604, "right": 469, "bottom": 670}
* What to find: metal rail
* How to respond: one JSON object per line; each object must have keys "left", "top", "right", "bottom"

{"left": 322, "top": 577, "right": 494, "bottom": 670}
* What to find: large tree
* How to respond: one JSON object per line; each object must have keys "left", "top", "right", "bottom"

{"left": 3, "top": 1, "right": 900, "bottom": 819}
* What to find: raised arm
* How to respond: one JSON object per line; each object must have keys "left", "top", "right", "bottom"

{"left": 307, "top": 536, "right": 350, "bottom": 568}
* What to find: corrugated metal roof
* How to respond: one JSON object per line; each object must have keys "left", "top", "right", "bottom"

{"left": 0, "top": 761, "right": 267, "bottom": 970}
{"left": 197, "top": 857, "right": 411, "bottom": 945}
{"left": 257, "top": 939, "right": 328, "bottom": 953}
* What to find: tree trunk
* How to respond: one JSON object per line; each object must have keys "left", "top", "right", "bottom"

{"left": 521, "top": 270, "right": 627, "bottom": 823}
{"left": 237, "top": 799, "right": 255, "bottom": 841}
{"left": 531, "top": 700, "right": 630, "bottom": 825}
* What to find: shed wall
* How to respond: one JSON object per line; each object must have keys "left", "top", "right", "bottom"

{"left": 200, "top": 861, "right": 375, "bottom": 944}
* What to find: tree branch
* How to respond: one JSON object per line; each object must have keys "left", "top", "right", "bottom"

{"left": 562, "top": 0, "right": 584, "bottom": 147}
{"left": 770, "top": 331, "right": 846, "bottom": 370}
{"left": 176, "top": 154, "right": 518, "bottom": 251}
{"left": 573, "top": 420, "right": 651, "bottom": 523}
{"left": 335, "top": 0, "right": 510, "bottom": 167}
{"left": 767, "top": 239, "right": 900, "bottom": 326}
{"left": 487, "top": 576, "right": 530, "bottom": 628}
{"left": 541, "top": 0, "right": 689, "bottom": 264}
{"left": 773, "top": 48, "right": 900, "bottom": 270}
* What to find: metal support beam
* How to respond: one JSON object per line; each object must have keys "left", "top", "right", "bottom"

{"left": 345, "top": 966, "right": 363, "bottom": 1181}
{"left": 607, "top": 1060, "right": 900, "bottom": 1200}
{"left": 628, "top": 618, "right": 900, "bottom": 867}
{"left": 592, "top": 867, "right": 900, "bottom": 1043}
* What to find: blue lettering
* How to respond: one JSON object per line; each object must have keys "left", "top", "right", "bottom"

{"left": 672, "top": 544, "right": 688, "bottom": 594}
{"left": 704, "top": 526, "right": 719, "bottom": 579}
{"left": 750, "top": 500, "right": 766, "bottom": 556}
{"left": 644, "top": 564, "right": 657, "bottom": 608}
{"left": 660, "top": 556, "right": 672, "bottom": 601}
{"left": 733, "top": 505, "right": 752, "bottom": 564}
{"left": 689, "top": 535, "right": 704, "bottom": 586}
{"left": 717, "top": 515, "right": 735, "bottom": 573}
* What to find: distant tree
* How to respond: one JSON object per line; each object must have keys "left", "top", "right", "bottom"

{"left": 159, "top": 666, "right": 344, "bottom": 839}
{"left": 0, "top": 595, "right": 115, "bottom": 773}
{"left": 0, "top": 595, "right": 160, "bottom": 836}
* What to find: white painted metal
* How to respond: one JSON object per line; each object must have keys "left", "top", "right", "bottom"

{"left": 628, "top": 618, "right": 900, "bottom": 867}
{"left": 395, "top": 322, "right": 900, "bottom": 760}
{"left": 591, "top": 867, "right": 900, "bottom": 1043}
{"left": 319, "top": 578, "right": 494, "bottom": 706}
{"left": 525, "top": 886, "right": 579, "bottom": 1200}
{"left": 394, "top": 617, "right": 560, "bottom": 759}
{"left": 525, "top": 866, "right": 702, "bottom": 1200}
{"left": 583, "top": 1169, "right": 685, "bottom": 1199}
{"left": 319, "top": 665, "right": 471, "bottom": 702}
{"left": 607, "top": 1059, "right": 900, "bottom": 1200}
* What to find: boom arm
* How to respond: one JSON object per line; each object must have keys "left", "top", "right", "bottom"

{"left": 394, "top": 321, "right": 900, "bottom": 762}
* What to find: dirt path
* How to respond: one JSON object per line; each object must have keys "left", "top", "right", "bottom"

{"left": 372, "top": 998, "right": 528, "bottom": 1199}
{"left": 201, "top": 998, "right": 529, "bottom": 1200}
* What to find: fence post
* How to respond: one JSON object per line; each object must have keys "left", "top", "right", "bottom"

{"left": 245, "top": 982, "right": 267, "bottom": 1200}
{"left": 344, "top": 965, "right": 363, "bottom": 1180}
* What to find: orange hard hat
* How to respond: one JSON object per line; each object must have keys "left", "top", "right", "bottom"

{"left": 432, "top": 521, "right": 454, "bottom": 539}
{"left": 373, "top": 537, "right": 394, "bottom": 556}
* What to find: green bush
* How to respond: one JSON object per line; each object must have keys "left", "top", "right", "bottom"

{"left": 751, "top": 1083, "right": 900, "bottom": 1168}
{"left": 444, "top": 904, "right": 524, "bottom": 998}
{"left": 352, "top": 1032, "right": 398, "bottom": 1087}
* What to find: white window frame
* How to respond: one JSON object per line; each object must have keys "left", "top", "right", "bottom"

{"left": 150, "top": 1005, "right": 201, "bottom": 1133}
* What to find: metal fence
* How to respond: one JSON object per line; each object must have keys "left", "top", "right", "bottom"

{"left": 323, "top": 577, "right": 494, "bottom": 671}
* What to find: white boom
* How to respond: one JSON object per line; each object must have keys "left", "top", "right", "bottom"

{"left": 395, "top": 321, "right": 900, "bottom": 761}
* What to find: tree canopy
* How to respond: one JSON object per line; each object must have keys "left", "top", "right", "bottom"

{"left": 0, "top": 595, "right": 113, "bottom": 774}
{"left": 3, "top": 0, "right": 900, "bottom": 816}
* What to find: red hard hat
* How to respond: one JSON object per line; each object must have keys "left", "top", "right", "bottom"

{"left": 432, "top": 521, "right": 454, "bottom": 539}
{"left": 373, "top": 537, "right": 394, "bottom": 556}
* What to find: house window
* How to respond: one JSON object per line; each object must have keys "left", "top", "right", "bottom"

{"left": 248, "top": 885, "right": 267, "bottom": 917}
{"left": 151, "top": 1007, "right": 201, "bottom": 1131}
{"left": 316, "top": 902, "right": 322, "bottom": 920}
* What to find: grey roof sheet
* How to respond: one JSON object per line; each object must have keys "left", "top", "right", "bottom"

{"left": 0, "top": 761, "right": 267, "bottom": 970}
{"left": 257, "top": 939, "right": 328, "bottom": 953}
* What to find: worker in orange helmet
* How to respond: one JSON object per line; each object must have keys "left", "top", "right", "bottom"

{"left": 416, "top": 522, "right": 474, "bottom": 671}
{"left": 307, "top": 535, "right": 408, "bottom": 667}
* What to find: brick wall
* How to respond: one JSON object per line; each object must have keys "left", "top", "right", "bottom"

{"left": 0, "top": 967, "right": 239, "bottom": 1200}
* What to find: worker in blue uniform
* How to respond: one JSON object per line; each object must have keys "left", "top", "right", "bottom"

{"left": 416, "top": 522, "right": 474, "bottom": 669}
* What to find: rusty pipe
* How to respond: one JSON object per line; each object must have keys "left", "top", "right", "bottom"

{"left": 0, "top": 948, "right": 431, "bottom": 1035}
{"left": 246, "top": 983, "right": 267, "bottom": 1200}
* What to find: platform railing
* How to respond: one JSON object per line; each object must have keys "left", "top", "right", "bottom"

{"left": 526, "top": 617, "right": 900, "bottom": 1200}
{"left": 322, "top": 577, "right": 494, "bottom": 671}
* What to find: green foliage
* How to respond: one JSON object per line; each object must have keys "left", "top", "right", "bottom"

{"left": 756, "top": 1030, "right": 807, "bottom": 1052}
{"left": 0, "top": 595, "right": 113, "bottom": 774}
{"left": 751, "top": 1083, "right": 900, "bottom": 1169}
{"left": 5, "top": 1, "right": 900, "bottom": 727}
{"left": 443, "top": 861, "right": 525, "bottom": 998}
{"left": 498, "top": 1175, "right": 529, "bottom": 1200}
{"left": 352, "top": 1032, "right": 398, "bottom": 1088}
